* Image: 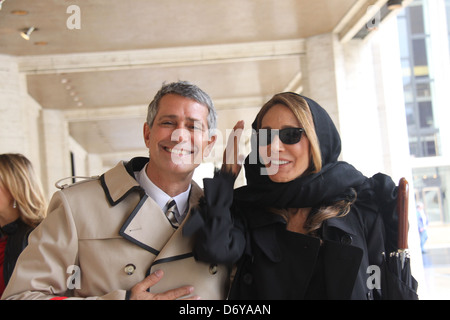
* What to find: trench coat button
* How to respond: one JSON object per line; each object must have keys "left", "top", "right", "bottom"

{"left": 243, "top": 273, "right": 253, "bottom": 285}
{"left": 340, "top": 234, "right": 353, "bottom": 245}
{"left": 209, "top": 264, "right": 218, "bottom": 275}
{"left": 124, "top": 264, "right": 136, "bottom": 275}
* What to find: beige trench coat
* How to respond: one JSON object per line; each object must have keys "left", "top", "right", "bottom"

{"left": 1, "top": 158, "right": 229, "bottom": 300}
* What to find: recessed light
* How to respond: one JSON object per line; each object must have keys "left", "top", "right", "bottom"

{"left": 11, "top": 10, "right": 29, "bottom": 15}
{"left": 34, "top": 41, "right": 48, "bottom": 46}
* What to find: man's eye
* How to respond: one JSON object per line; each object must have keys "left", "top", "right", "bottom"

{"left": 190, "top": 125, "right": 202, "bottom": 131}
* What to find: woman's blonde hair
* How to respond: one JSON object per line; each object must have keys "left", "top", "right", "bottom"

{"left": 256, "top": 93, "right": 354, "bottom": 237}
{"left": 0, "top": 153, "right": 47, "bottom": 227}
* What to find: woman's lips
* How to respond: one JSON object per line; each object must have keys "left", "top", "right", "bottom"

{"left": 270, "top": 159, "right": 290, "bottom": 166}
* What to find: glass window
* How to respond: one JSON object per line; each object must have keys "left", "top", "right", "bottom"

{"left": 401, "top": 59, "right": 412, "bottom": 85}
{"left": 418, "top": 101, "right": 434, "bottom": 128}
{"left": 416, "top": 82, "right": 431, "bottom": 98}
{"left": 397, "top": 16, "right": 409, "bottom": 58}
{"left": 409, "top": 141, "right": 419, "bottom": 157}
{"left": 447, "top": 1, "right": 450, "bottom": 33}
{"left": 405, "top": 102, "right": 415, "bottom": 126}
{"left": 412, "top": 38, "right": 429, "bottom": 76}
{"left": 447, "top": 0, "right": 450, "bottom": 52}
{"left": 422, "top": 188, "right": 442, "bottom": 223}
{"left": 413, "top": 166, "right": 450, "bottom": 224}
{"left": 403, "top": 85, "right": 413, "bottom": 103}
{"left": 409, "top": 5, "right": 425, "bottom": 34}
{"left": 424, "top": 139, "right": 437, "bottom": 157}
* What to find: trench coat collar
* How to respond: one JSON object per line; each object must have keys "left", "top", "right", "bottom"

{"left": 100, "top": 157, "right": 148, "bottom": 205}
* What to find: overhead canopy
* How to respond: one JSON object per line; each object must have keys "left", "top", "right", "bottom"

{"left": 0, "top": 0, "right": 402, "bottom": 167}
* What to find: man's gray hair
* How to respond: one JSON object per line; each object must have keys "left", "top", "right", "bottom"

{"left": 146, "top": 81, "right": 217, "bottom": 133}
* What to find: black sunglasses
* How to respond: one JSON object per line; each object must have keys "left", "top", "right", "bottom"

{"left": 257, "top": 128, "right": 305, "bottom": 146}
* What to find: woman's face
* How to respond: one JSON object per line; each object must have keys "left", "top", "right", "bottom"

{"left": 259, "top": 104, "right": 311, "bottom": 183}
{"left": 0, "top": 180, "right": 15, "bottom": 222}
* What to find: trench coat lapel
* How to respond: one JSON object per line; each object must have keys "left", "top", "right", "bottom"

{"left": 151, "top": 182, "right": 203, "bottom": 261}
{"left": 100, "top": 160, "right": 202, "bottom": 256}
{"left": 145, "top": 183, "right": 229, "bottom": 299}
{"left": 322, "top": 215, "right": 364, "bottom": 299}
{"left": 119, "top": 194, "right": 178, "bottom": 255}
{"left": 322, "top": 240, "right": 363, "bottom": 299}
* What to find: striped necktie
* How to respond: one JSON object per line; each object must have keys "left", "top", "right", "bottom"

{"left": 165, "top": 199, "right": 179, "bottom": 228}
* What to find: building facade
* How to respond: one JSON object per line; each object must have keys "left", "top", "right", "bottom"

{"left": 397, "top": 0, "right": 450, "bottom": 225}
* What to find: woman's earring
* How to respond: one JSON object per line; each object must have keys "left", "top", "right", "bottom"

{"left": 13, "top": 200, "right": 17, "bottom": 209}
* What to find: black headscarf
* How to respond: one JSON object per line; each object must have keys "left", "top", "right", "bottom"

{"left": 234, "top": 93, "right": 368, "bottom": 209}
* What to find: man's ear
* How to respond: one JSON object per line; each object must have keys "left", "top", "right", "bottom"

{"left": 143, "top": 122, "right": 151, "bottom": 148}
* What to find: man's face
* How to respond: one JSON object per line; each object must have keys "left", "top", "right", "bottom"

{"left": 144, "top": 93, "right": 216, "bottom": 179}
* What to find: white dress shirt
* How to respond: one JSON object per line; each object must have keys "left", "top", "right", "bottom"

{"left": 135, "top": 163, "right": 191, "bottom": 224}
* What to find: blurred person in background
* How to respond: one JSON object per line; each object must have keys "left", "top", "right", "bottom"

{"left": 416, "top": 202, "right": 428, "bottom": 253}
{"left": 0, "top": 153, "right": 47, "bottom": 296}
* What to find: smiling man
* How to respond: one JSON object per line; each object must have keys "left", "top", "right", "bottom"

{"left": 2, "top": 81, "right": 229, "bottom": 300}
{"left": 144, "top": 91, "right": 215, "bottom": 197}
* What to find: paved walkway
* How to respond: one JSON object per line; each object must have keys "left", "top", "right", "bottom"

{"left": 421, "top": 246, "right": 450, "bottom": 300}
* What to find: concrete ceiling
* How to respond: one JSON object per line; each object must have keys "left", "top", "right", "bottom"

{"left": 0, "top": 0, "right": 392, "bottom": 168}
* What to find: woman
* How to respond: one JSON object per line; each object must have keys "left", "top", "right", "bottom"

{"left": 0, "top": 153, "right": 47, "bottom": 295}
{"left": 186, "top": 92, "right": 401, "bottom": 299}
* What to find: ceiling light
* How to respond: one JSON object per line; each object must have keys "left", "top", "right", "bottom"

{"left": 0, "top": 0, "right": 6, "bottom": 11}
{"left": 387, "top": 0, "right": 403, "bottom": 10}
{"left": 20, "top": 27, "right": 36, "bottom": 40}
{"left": 11, "top": 10, "right": 28, "bottom": 15}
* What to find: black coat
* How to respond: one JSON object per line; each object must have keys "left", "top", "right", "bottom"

{"left": 227, "top": 202, "right": 386, "bottom": 300}
{"left": 188, "top": 172, "right": 396, "bottom": 300}
{"left": 0, "top": 219, "right": 33, "bottom": 287}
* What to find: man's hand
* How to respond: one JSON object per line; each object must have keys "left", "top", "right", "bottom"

{"left": 222, "top": 120, "right": 245, "bottom": 177}
{"left": 129, "top": 270, "right": 200, "bottom": 300}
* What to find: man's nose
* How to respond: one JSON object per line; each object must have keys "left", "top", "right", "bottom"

{"left": 171, "top": 127, "right": 190, "bottom": 143}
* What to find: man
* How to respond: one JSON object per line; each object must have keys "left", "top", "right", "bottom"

{"left": 1, "top": 81, "right": 228, "bottom": 300}
{"left": 416, "top": 202, "right": 428, "bottom": 253}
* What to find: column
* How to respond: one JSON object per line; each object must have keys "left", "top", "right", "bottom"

{"left": 0, "top": 55, "right": 43, "bottom": 179}
{"left": 40, "top": 109, "right": 72, "bottom": 196}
